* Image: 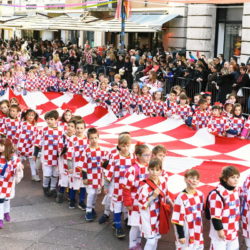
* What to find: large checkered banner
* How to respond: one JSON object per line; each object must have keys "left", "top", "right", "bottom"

{"left": 2, "top": 89, "right": 250, "bottom": 197}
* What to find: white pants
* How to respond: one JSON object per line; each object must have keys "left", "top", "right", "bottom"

{"left": 42, "top": 165, "right": 59, "bottom": 177}
{"left": 129, "top": 226, "right": 141, "bottom": 249}
{"left": 101, "top": 194, "right": 111, "bottom": 216}
{"left": 86, "top": 187, "right": 98, "bottom": 213}
{"left": 144, "top": 237, "right": 158, "bottom": 250}
{"left": 176, "top": 242, "right": 204, "bottom": 250}
{"left": 21, "top": 157, "right": 37, "bottom": 176}
{"left": 0, "top": 199, "right": 10, "bottom": 220}
{"left": 210, "top": 237, "right": 239, "bottom": 250}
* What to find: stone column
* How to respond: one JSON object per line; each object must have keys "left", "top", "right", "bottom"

{"left": 186, "top": 4, "right": 216, "bottom": 58}
{"left": 94, "top": 31, "right": 105, "bottom": 47}
{"left": 241, "top": 3, "right": 250, "bottom": 63}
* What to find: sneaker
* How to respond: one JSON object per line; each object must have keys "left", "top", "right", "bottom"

{"left": 115, "top": 228, "right": 126, "bottom": 239}
{"left": 69, "top": 199, "right": 76, "bottom": 209}
{"left": 32, "top": 175, "right": 40, "bottom": 182}
{"left": 78, "top": 202, "right": 86, "bottom": 211}
{"left": 98, "top": 214, "right": 109, "bottom": 224}
{"left": 56, "top": 192, "right": 64, "bottom": 203}
{"left": 43, "top": 187, "right": 50, "bottom": 197}
{"left": 4, "top": 213, "right": 10, "bottom": 222}
{"left": 85, "top": 211, "right": 94, "bottom": 222}
{"left": 50, "top": 189, "right": 57, "bottom": 198}
{"left": 92, "top": 209, "right": 97, "bottom": 218}
{"left": 0, "top": 220, "right": 3, "bottom": 229}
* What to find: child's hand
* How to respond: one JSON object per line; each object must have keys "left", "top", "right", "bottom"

{"left": 83, "top": 179, "right": 88, "bottom": 185}
{"left": 103, "top": 188, "right": 108, "bottom": 194}
{"left": 153, "top": 188, "right": 160, "bottom": 198}
{"left": 126, "top": 206, "right": 132, "bottom": 211}
{"left": 217, "top": 230, "right": 226, "bottom": 240}
{"left": 179, "top": 238, "right": 186, "bottom": 244}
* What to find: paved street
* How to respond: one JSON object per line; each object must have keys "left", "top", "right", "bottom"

{"left": 0, "top": 168, "right": 246, "bottom": 250}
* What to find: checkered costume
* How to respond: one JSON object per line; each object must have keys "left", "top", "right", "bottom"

{"left": 46, "top": 76, "right": 62, "bottom": 89}
{"left": 0, "top": 155, "right": 22, "bottom": 199}
{"left": 0, "top": 118, "right": 20, "bottom": 142}
{"left": 57, "top": 121, "right": 68, "bottom": 132}
{"left": 82, "top": 81, "right": 96, "bottom": 98}
{"left": 172, "top": 104, "right": 193, "bottom": 121}
{"left": 109, "top": 90, "right": 122, "bottom": 116}
{"left": 172, "top": 190, "right": 204, "bottom": 249}
{"left": 225, "top": 116, "right": 245, "bottom": 136}
{"left": 2, "top": 77, "right": 15, "bottom": 89}
{"left": 207, "top": 115, "right": 227, "bottom": 136}
{"left": 192, "top": 109, "right": 210, "bottom": 129}
{"left": 120, "top": 88, "right": 131, "bottom": 112}
{"left": 82, "top": 147, "right": 108, "bottom": 189}
{"left": 240, "top": 175, "right": 250, "bottom": 239}
{"left": 151, "top": 100, "right": 164, "bottom": 117}
{"left": 13, "top": 121, "right": 39, "bottom": 158}
{"left": 25, "top": 76, "right": 40, "bottom": 91}
{"left": 208, "top": 184, "right": 240, "bottom": 241}
{"left": 94, "top": 89, "right": 109, "bottom": 108}
{"left": 35, "top": 126, "right": 64, "bottom": 167}
{"left": 244, "top": 116, "right": 250, "bottom": 130}
{"left": 38, "top": 75, "right": 49, "bottom": 92}
{"left": 222, "top": 111, "right": 233, "bottom": 120}
{"left": 138, "top": 94, "right": 153, "bottom": 116}
{"left": 14, "top": 71, "right": 26, "bottom": 85}
{"left": 163, "top": 99, "right": 177, "bottom": 117}
{"left": 138, "top": 176, "right": 169, "bottom": 238}
{"left": 67, "top": 81, "right": 81, "bottom": 94}
{"left": 129, "top": 92, "right": 139, "bottom": 114}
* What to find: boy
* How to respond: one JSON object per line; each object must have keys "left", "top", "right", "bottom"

{"left": 172, "top": 169, "right": 204, "bottom": 250}
{"left": 164, "top": 89, "right": 178, "bottom": 117}
{"left": 82, "top": 127, "right": 107, "bottom": 222}
{"left": 151, "top": 145, "right": 167, "bottom": 162}
{"left": 108, "top": 82, "right": 122, "bottom": 118}
{"left": 208, "top": 166, "right": 240, "bottom": 250}
{"left": 34, "top": 110, "right": 64, "bottom": 197}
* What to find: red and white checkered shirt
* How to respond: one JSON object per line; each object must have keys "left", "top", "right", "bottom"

{"left": 207, "top": 115, "right": 227, "bottom": 136}
{"left": 0, "top": 155, "right": 21, "bottom": 199}
{"left": 0, "top": 117, "right": 20, "bottom": 142}
{"left": 120, "top": 88, "right": 131, "bottom": 111}
{"left": 105, "top": 153, "right": 135, "bottom": 202}
{"left": 109, "top": 90, "right": 122, "bottom": 115}
{"left": 25, "top": 76, "right": 40, "bottom": 91}
{"left": 240, "top": 175, "right": 250, "bottom": 238}
{"left": 67, "top": 81, "right": 81, "bottom": 94}
{"left": 46, "top": 76, "right": 62, "bottom": 89}
{"left": 172, "top": 104, "right": 193, "bottom": 120}
{"left": 225, "top": 116, "right": 245, "bottom": 135}
{"left": 83, "top": 81, "right": 96, "bottom": 98}
{"left": 129, "top": 92, "right": 139, "bottom": 114}
{"left": 244, "top": 116, "right": 250, "bottom": 130}
{"left": 222, "top": 111, "right": 233, "bottom": 120}
{"left": 2, "top": 77, "right": 15, "bottom": 89}
{"left": 138, "top": 94, "right": 153, "bottom": 116}
{"left": 13, "top": 121, "right": 39, "bottom": 157}
{"left": 192, "top": 109, "right": 210, "bottom": 129}
{"left": 94, "top": 89, "right": 109, "bottom": 108}
{"left": 35, "top": 126, "right": 64, "bottom": 167}
{"left": 208, "top": 184, "right": 240, "bottom": 241}
{"left": 138, "top": 176, "right": 169, "bottom": 237}
{"left": 172, "top": 190, "right": 204, "bottom": 247}
{"left": 38, "top": 75, "right": 49, "bottom": 92}
{"left": 163, "top": 99, "right": 177, "bottom": 117}
{"left": 151, "top": 100, "right": 164, "bottom": 117}
{"left": 82, "top": 146, "right": 108, "bottom": 189}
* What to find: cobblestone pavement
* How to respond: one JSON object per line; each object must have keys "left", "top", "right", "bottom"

{"left": 0, "top": 169, "right": 246, "bottom": 250}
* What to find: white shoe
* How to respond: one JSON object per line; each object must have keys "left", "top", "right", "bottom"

{"left": 32, "top": 175, "right": 41, "bottom": 182}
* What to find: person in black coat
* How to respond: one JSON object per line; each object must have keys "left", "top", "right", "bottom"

{"left": 232, "top": 66, "right": 250, "bottom": 93}
{"left": 123, "top": 56, "right": 133, "bottom": 89}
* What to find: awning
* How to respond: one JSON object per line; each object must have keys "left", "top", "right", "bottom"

{"left": 129, "top": 14, "right": 179, "bottom": 30}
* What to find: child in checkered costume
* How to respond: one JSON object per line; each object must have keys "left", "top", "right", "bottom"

{"left": 240, "top": 174, "right": 250, "bottom": 249}
{"left": 56, "top": 119, "right": 76, "bottom": 204}
{"left": 0, "top": 105, "right": 21, "bottom": 142}
{"left": 104, "top": 133, "right": 135, "bottom": 239}
{"left": 129, "top": 83, "right": 140, "bottom": 114}
{"left": 0, "top": 100, "right": 9, "bottom": 119}
{"left": 58, "top": 109, "right": 73, "bottom": 131}
{"left": 151, "top": 91, "right": 165, "bottom": 117}
{"left": 0, "top": 138, "right": 23, "bottom": 229}
{"left": 138, "top": 85, "right": 153, "bottom": 117}
{"left": 207, "top": 105, "right": 227, "bottom": 136}
{"left": 13, "top": 109, "right": 40, "bottom": 182}
{"left": 207, "top": 166, "right": 240, "bottom": 250}
{"left": 82, "top": 128, "right": 108, "bottom": 222}
{"left": 67, "top": 119, "right": 88, "bottom": 210}
{"left": 108, "top": 83, "right": 122, "bottom": 117}
{"left": 138, "top": 158, "right": 170, "bottom": 250}
{"left": 192, "top": 98, "right": 210, "bottom": 130}
{"left": 34, "top": 110, "right": 64, "bottom": 198}
{"left": 241, "top": 116, "right": 250, "bottom": 139}
{"left": 172, "top": 169, "right": 204, "bottom": 250}
{"left": 164, "top": 89, "right": 178, "bottom": 117}
{"left": 225, "top": 103, "right": 245, "bottom": 138}
{"left": 82, "top": 74, "right": 97, "bottom": 100}
{"left": 123, "top": 143, "right": 150, "bottom": 250}
{"left": 93, "top": 81, "right": 109, "bottom": 109}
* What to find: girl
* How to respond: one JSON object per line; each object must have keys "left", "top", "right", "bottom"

{"left": 123, "top": 143, "right": 151, "bottom": 250}
{"left": 138, "top": 158, "right": 170, "bottom": 250}
{"left": 25, "top": 70, "right": 39, "bottom": 92}
{"left": 46, "top": 70, "right": 62, "bottom": 92}
{"left": 38, "top": 69, "right": 49, "bottom": 92}
{"left": 226, "top": 94, "right": 237, "bottom": 105}
{"left": 192, "top": 99, "right": 210, "bottom": 130}
{"left": 225, "top": 103, "right": 245, "bottom": 137}
{"left": 207, "top": 166, "right": 240, "bottom": 250}
{"left": 94, "top": 80, "right": 110, "bottom": 109}
{"left": 0, "top": 100, "right": 9, "bottom": 119}
{"left": 151, "top": 91, "right": 164, "bottom": 117}
{"left": 0, "top": 138, "right": 23, "bottom": 228}
{"left": 108, "top": 82, "right": 122, "bottom": 118}
{"left": 129, "top": 83, "right": 140, "bottom": 114}
{"left": 241, "top": 116, "right": 250, "bottom": 139}
{"left": 59, "top": 109, "right": 73, "bottom": 131}
{"left": 222, "top": 102, "right": 233, "bottom": 119}
{"left": 14, "top": 109, "right": 40, "bottom": 181}
{"left": 191, "top": 93, "right": 202, "bottom": 112}
{"left": 138, "top": 85, "right": 153, "bottom": 117}
{"left": 67, "top": 74, "right": 80, "bottom": 94}
{"left": 120, "top": 79, "right": 131, "bottom": 116}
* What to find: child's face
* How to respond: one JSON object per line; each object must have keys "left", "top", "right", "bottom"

{"left": 122, "top": 81, "right": 128, "bottom": 88}
{"left": 169, "top": 93, "right": 176, "bottom": 101}
{"left": 0, "top": 104, "right": 9, "bottom": 114}
{"left": 225, "top": 104, "right": 233, "bottom": 113}
{"left": 119, "top": 143, "right": 130, "bottom": 155}
{"left": 212, "top": 108, "right": 220, "bottom": 117}
{"left": 9, "top": 108, "right": 19, "bottom": 119}
{"left": 142, "top": 87, "right": 149, "bottom": 95}
{"left": 206, "top": 96, "right": 211, "bottom": 105}
{"left": 226, "top": 174, "right": 239, "bottom": 187}
{"left": 200, "top": 102, "right": 208, "bottom": 110}
{"left": 112, "top": 85, "right": 119, "bottom": 92}
{"left": 46, "top": 117, "right": 57, "bottom": 127}
{"left": 100, "top": 83, "right": 107, "bottom": 90}
{"left": 88, "top": 133, "right": 99, "bottom": 147}
{"left": 67, "top": 123, "right": 76, "bottom": 136}
{"left": 26, "top": 112, "right": 36, "bottom": 123}
{"left": 229, "top": 96, "right": 236, "bottom": 104}
{"left": 154, "top": 92, "right": 162, "bottom": 100}
{"left": 194, "top": 96, "right": 200, "bottom": 104}
{"left": 0, "top": 144, "right": 5, "bottom": 153}
{"left": 152, "top": 152, "right": 166, "bottom": 162}
{"left": 185, "top": 175, "right": 200, "bottom": 189}
{"left": 137, "top": 149, "right": 151, "bottom": 165}
{"left": 133, "top": 86, "right": 139, "bottom": 93}
{"left": 234, "top": 106, "right": 241, "bottom": 116}
{"left": 76, "top": 124, "right": 85, "bottom": 136}
{"left": 148, "top": 167, "right": 162, "bottom": 180}
{"left": 114, "top": 77, "right": 120, "bottom": 83}
{"left": 10, "top": 100, "right": 18, "bottom": 105}
{"left": 64, "top": 111, "right": 72, "bottom": 122}
{"left": 180, "top": 99, "right": 187, "bottom": 105}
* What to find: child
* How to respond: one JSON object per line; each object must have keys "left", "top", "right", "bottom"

{"left": 129, "top": 83, "right": 140, "bottom": 114}
{"left": 67, "top": 119, "right": 88, "bottom": 210}
{"left": 0, "top": 138, "right": 23, "bottom": 228}
{"left": 0, "top": 105, "right": 21, "bottom": 142}
{"left": 138, "top": 158, "right": 169, "bottom": 250}
{"left": 164, "top": 89, "right": 177, "bottom": 117}
{"left": 82, "top": 74, "right": 97, "bottom": 100}
{"left": 108, "top": 82, "right": 122, "bottom": 117}
{"left": 59, "top": 109, "right": 73, "bottom": 131}
{"left": 138, "top": 85, "right": 153, "bottom": 117}
{"left": 94, "top": 80, "right": 109, "bottom": 109}
{"left": 151, "top": 145, "right": 167, "bottom": 162}
{"left": 0, "top": 100, "right": 9, "bottom": 119}
{"left": 222, "top": 102, "right": 234, "bottom": 119}
{"left": 151, "top": 91, "right": 164, "bottom": 117}
{"left": 172, "top": 169, "right": 204, "bottom": 250}
{"left": 241, "top": 116, "right": 250, "bottom": 139}
{"left": 225, "top": 103, "right": 245, "bottom": 137}
{"left": 202, "top": 92, "right": 212, "bottom": 111}
{"left": 240, "top": 172, "right": 250, "bottom": 249}
{"left": 82, "top": 128, "right": 107, "bottom": 221}
{"left": 191, "top": 93, "right": 202, "bottom": 112}
{"left": 207, "top": 105, "right": 227, "bottom": 136}
{"left": 56, "top": 119, "right": 77, "bottom": 203}
{"left": 226, "top": 94, "right": 237, "bottom": 105}
{"left": 123, "top": 143, "right": 151, "bottom": 250}
{"left": 13, "top": 109, "right": 40, "bottom": 181}
{"left": 207, "top": 166, "right": 240, "bottom": 250}
{"left": 120, "top": 79, "right": 131, "bottom": 116}
{"left": 34, "top": 110, "right": 64, "bottom": 197}
{"left": 192, "top": 98, "right": 210, "bottom": 129}
{"left": 104, "top": 134, "right": 135, "bottom": 238}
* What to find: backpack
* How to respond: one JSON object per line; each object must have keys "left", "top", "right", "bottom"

{"left": 205, "top": 189, "right": 225, "bottom": 220}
